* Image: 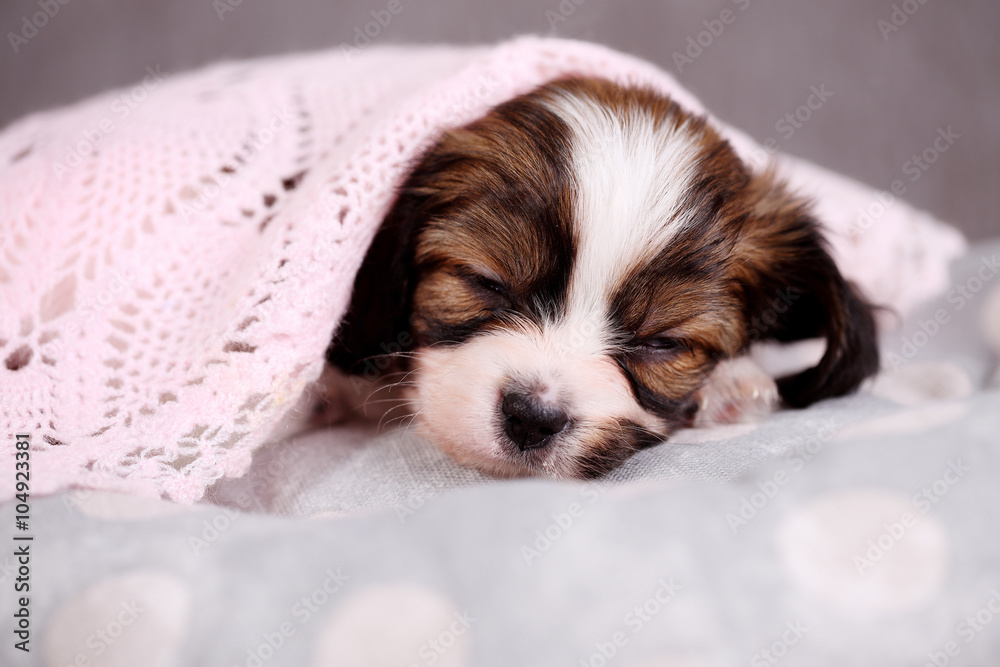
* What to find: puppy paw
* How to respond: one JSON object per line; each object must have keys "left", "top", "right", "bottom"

{"left": 693, "top": 357, "right": 780, "bottom": 426}
{"left": 307, "top": 364, "right": 414, "bottom": 429}
{"left": 307, "top": 365, "right": 363, "bottom": 427}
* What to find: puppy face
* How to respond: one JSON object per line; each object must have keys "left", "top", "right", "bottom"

{"left": 330, "top": 77, "right": 878, "bottom": 478}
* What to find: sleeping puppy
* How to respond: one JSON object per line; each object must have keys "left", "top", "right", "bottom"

{"left": 327, "top": 76, "right": 879, "bottom": 479}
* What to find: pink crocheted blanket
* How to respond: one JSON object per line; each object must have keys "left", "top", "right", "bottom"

{"left": 0, "top": 37, "right": 965, "bottom": 503}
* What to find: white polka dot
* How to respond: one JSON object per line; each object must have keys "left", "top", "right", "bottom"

{"left": 313, "top": 584, "right": 471, "bottom": 667}
{"left": 869, "top": 362, "right": 974, "bottom": 406}
{"left": 833, "top": 402, "right": 970, "bottom": 441}
{"left": 44, "top": 570, "right": 190, "bottom": 667}
{"left": 776, "top": 489, "right": 947, "bottom": 616}
{"left": 981, "top": 284, "right": 1000, "bottom": 353}
{"left": 71, "top": 491, "right": 194, "bottom": 521}
{"left": 670, "top": 422, "right": 758, "bottom": 445}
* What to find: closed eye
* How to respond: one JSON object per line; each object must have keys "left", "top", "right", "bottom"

{"left": 637, "top": 335, "right": 691, "bottom": 358}
{"left": 457, "top": 269, "right": 514, "bottom": 309}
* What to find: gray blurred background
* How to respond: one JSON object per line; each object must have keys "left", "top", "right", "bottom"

{"left": 1, "top": 0, "right": 997, "bottom": 240}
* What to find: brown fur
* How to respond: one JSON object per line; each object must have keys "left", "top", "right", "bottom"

{"left": 328, "top": 76, "right": 880, "bottom": 478}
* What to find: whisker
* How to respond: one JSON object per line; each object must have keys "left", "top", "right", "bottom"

{"left": 398, "top": 410, "right": 424, "bottom": 436}
{"left": 363, "top": 396, "right": 411, "bottom": 406}
{"left": 366, "top": 379, "right": 418, "bottom": 398}
{"left": 377, "top": 401, "right": 417, "bottom": 430}
{"left": 383, "top": 408, "right": 423, "bottom": 432}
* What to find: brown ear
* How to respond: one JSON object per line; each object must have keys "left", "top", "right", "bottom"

{"left": 327, "top": 124, "right": 506, "bottom": 374}
{"left": 325, "top": 188, "right": 424, "bottom": 376}
{"left": 736, "top": 174, "right": 880, "bottom": 407}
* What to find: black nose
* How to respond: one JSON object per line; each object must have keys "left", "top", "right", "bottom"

{"left": 501, "top": 390, "right": 569, "bottom": 451}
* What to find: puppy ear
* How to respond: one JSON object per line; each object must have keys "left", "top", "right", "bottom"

{"left": 325, "top": 189, "right": 423, "bottom": 375}
{"left": 327, "top": 127, "right": 479, "bottom": 374}
{"left": 736, "top": 172, "right": 879, "bottom": 408}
